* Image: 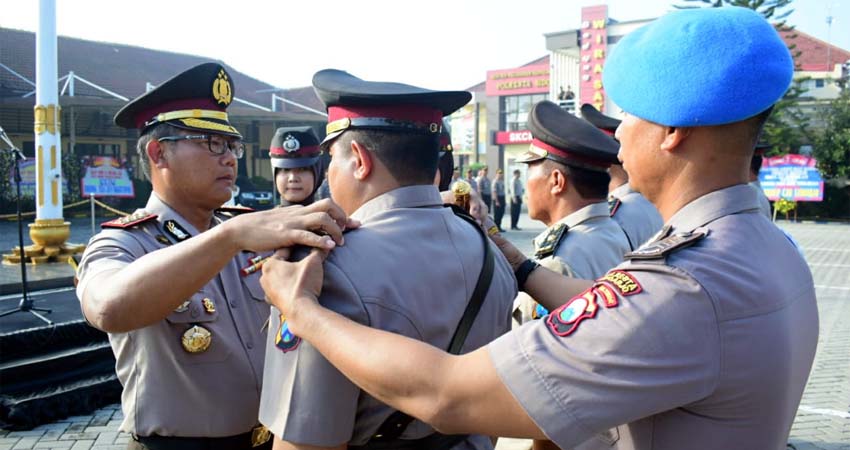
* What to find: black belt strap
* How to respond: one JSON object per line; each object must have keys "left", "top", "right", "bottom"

{"left": 357, "top": 205, "right": 495, "bottom": 448}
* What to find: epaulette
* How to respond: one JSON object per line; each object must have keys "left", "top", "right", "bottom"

{"left": 608, "top": 196, "right": 622, "bottom": 216}
{"left": 102, "top": 211, "right": 157, "bottom": 229}
{"left": 535, "top": 223, "right": 569, "bottom": 259}
{"left": 215, "top": 205, "right": 256, "bottom": 217}
{"left": 624, "top": 229, "right": 708, "bottom": 260}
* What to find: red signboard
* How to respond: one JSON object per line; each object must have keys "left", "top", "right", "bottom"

{"left": 485, "top": 64, "right": 550, "bottom": 97}
{"left": 494, "top": 130, "right": 533, "bottom": 145}
{"left": 580, "top": 5, "right": 608, "bottom": 112}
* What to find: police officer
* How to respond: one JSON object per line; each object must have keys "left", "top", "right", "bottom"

{"left": 75, "top": 63, "right": 348, "bottom": 450}
{"left": 258, "top": 8, "right": 818, "bottom": 450}
{"left": 492, "top": 169, "right": 506, "bottom": 232}
{"left": 258, "top": 69, "right": 517, "bottom": 450}
{"left": 477, "top": 167, "right": 492, "bottom": 209}
{"left": 580, "top": 104, "right": 663, "bottom": 250}
{"left": 509, "top": 169, "right": 524, "bottom": 230}
{"left": 270, "top": 126, "right": 324, "bottom": 207}
{"left": 513, "top": 100, "right": 630, "bottom": 323}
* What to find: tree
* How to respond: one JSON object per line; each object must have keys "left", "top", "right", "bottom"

{"left": 812, "top": 89, "right": 850, "bottom": 179}
{"left": 675, "top": 0, "right": 812, "bottom": 155}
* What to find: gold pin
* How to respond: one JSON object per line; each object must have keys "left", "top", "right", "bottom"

{"left": 202, "top": 298, "right": 216, "bottom": 313}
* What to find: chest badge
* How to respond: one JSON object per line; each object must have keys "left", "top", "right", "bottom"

{"left": 181, "top": 325, "right": 212, "bottom": 353}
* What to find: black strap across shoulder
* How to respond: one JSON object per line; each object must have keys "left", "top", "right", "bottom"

{"left": 352, "top": 205, "right": 495, "bottom": 449}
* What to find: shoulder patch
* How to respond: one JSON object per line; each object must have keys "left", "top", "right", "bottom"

{"left": 275, "top": 315, "right": 301, "bottom": 353}
{"left": 608, "top": 196, "right": 622, "bottom": 216}
{"left": 546, "top": 288, "right": 599, "bottom": 337}
{"left": 597, "top": 270, "right": 643, "bottom": 297}
{"left": 535, "top": 223, "right": 569, "bottom": 259}
{"left": 102, "top": 211, "right": 157, "bottom": 229}
{"left": 625, "top": 230, "right": 707, "bottom": 260}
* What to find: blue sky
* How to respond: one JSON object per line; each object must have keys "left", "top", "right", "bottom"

{"left": 0, "top": 0, "right": 846, "bottom": 91}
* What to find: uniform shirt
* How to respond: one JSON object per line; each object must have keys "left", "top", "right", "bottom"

{"left": 490, "top": 184, "right": 818, "bottom": 450}
{"left": 514, "top": 202, "right": 630, "bottom": 323}
{"left": 259, "top": 185, "right": 517, "bottom": 448}
{"left": 511, "top": 177, "right": 524, "bottom": 199}
{"left": 493, "top": 179, "right": 506, "bottom": 197}
{"left": 75, "top": 194, "right": 269, "bottom": 437}
{"left": 750, "top": 180, "right": 772, "bottom": 219}
{"left": 477, "top": 176, "right": 492, "bottom": 197}
{"left": 608, "top": 183, "right": 664, "bottom": 251}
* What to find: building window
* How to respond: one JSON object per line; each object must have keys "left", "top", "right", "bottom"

{"left": 815, "top": 79, "right": 825, "bottom": 88}
{"left": 501, "top": 93, "right": 548, "bottom": 131}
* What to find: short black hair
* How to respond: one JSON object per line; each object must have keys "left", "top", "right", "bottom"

{"left": 544, "top": 160, "right": 610, "bottom": 200}
{"left": 750, "top": 153, "right": 764, "bottom": 175}
{"left": 335, "top": 129, "right": 439, "bottom": 185}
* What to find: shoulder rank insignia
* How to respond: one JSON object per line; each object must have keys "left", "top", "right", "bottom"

{"left": 546, "top": 288, "right": 599, "bottom": 337}
{"left": 102, "top": 211, "right": 157, "bottom": 229}
{"left": 164, "top": 220, "right": 191, "bottom": 242}
{"left": 275, "top": 315, "right": 301, "bottom": 353}
{"left": 608, "top": 196, "right": 622, "bottom": 216}
{"left": 535, "top": 223, "right": 569, "bottom": 259}
{"left": 215, "top": 206, "right": 256, "bottom": 218}
{"left": 625, "top": 230, "right": 708, "bottom": 260}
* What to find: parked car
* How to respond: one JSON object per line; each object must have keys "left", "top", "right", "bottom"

{"left": 238, "top": 190, "right": 274, "bottom": 210}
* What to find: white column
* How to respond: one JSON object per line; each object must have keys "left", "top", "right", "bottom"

{"left": 34, "top": 0, "right": 62, "bottom": 221}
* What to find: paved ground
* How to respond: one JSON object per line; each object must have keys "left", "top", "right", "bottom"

{"left": 0, "top": 217, "right": 847, "bottom": 450}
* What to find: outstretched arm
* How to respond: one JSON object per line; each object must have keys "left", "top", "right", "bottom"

{"left": 260, "top": 250, "right": 546, "bottom": 439}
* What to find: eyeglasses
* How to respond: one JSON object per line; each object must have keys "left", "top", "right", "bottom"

{"left": 158, "top": 134, "right": 245, "bottom": 159}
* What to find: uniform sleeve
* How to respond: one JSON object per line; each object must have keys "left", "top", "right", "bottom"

{"left": 488, "top": 265, "right": 720, "bottom": 449}
{"left": 259, "top": 259, "right": 369, "bottom": 446}
{"left": 75, "top": 230, "right": 147, "bottom": 306}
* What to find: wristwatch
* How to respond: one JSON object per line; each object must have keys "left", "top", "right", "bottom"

{"left": 514, "top": 259, "right": 540, "bottom": 292}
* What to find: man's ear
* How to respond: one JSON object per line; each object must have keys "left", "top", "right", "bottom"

{"left": 350, "top": 140, "right": 373, "bottom": 181}
{"left": 660, "top": 126, "right": 692, "bottom": 153}
{"left": 146, "top": 139, "right": 168, "bottom": 169}
{"left": 550, "top": 167, "right": 567, "bottom": 195}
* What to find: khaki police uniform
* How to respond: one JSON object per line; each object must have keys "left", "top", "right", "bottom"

{"left": 259, "top": 186, "right": 517, "bottom": 448}
{"left": 489, "top": 184, "right": 818, "bottom": 449}
{"left": 514, "top": 201, "right": 630, "bottom": 323}
{"left": 76, "top": 193, "right": 270, "bottom": 438}
{"left": 608, "top": 183, "right": 663, "bottom": 251}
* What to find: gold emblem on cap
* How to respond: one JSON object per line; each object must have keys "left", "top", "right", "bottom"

{"left": 202, "top": 298, "right": 216, "bottom": 314}
{"left": 429, "top": 123, "right": 440, "bottom": 133}
{"left": 181, "top": 325, "right": 212, "bottom": 353}
{"left": 212, "top": 70, "right": 232, "bottom": 106}
{"left": 326, "top": 117, "right": 352, "bottom": 135}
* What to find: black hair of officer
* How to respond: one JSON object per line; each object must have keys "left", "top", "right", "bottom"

{"left": 437, "top": 119, "right": 454, "bottom": 191}
{"left": 270, "top": 126, "right": 324, "bottom": 206}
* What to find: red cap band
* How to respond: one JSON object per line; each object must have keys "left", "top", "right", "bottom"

{"left": 532, "top": 138, "right": 611, "bottom": 169}
{"left": 327, "top": 105, "right": 442, "bottom": 124}
{"left": 270, "top": 145, "right": 320, "bottom": 157}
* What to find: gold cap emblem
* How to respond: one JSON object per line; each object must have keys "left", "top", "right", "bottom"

{"left": 212, "top": 70, "right": 232, "bottom": 106}
{"left": 181, "top": 325, "right": 212, "bottom": 353}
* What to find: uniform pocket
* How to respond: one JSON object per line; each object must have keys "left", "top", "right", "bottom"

{"left": 165, "top": 292, "right": 232, "bottom": 364}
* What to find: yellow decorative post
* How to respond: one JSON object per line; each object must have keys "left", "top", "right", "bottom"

{"left": 23, "top": 0, "right": 84, "bottom": 263}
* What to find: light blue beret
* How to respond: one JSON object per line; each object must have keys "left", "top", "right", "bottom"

{"left": 603, "top": 7, "right": 793, "bottom": 127}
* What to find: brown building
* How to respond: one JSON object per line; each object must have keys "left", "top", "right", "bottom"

{"left": 0, "top": 27, "right": 326, "bottom": 207}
